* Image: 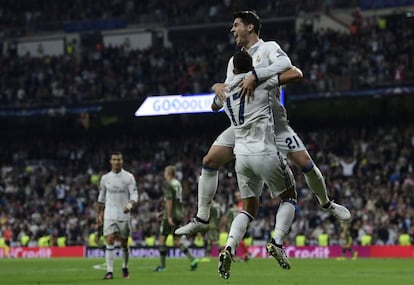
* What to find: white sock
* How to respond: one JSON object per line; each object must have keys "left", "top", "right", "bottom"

{"left": 122, "top": 247, "right": 129, "bottom": 268}
{"left": 180, "top": 235, "right": 192, "bottom": 247}
{"left": 304, "top": 165, "right": 329, "bottom": 205}
{"left": 225, "top": 211, "right": 253, "bottom": 255}
{"left": 105, "top": 245, "right": 115, "bottom": 272}
{"left": 273, "top": 201, "right": 295, "bottom": 245}
{"left": 196, "top": 168, "right": 218, "bottom": 221}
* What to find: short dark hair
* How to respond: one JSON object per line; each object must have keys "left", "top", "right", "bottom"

{"left": 233, "top": 51, "right": 253, "bottom": 74}
{"left": 110, "top": 151, "right": 123, "bottom": 158}
{"left": 233, "top": 10, "right": 261, "bottom": 35}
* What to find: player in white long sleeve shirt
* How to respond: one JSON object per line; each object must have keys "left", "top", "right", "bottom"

{"left": 223, "top": 54, "right": 280, "bottom": 156}
{"left": 97, "top": 151, "right": 138, "bottom": 280}
{"left": 218, "top": 50, "right": 296, "bottom": 279}
{"left": 176, "top": 10, "right": 350, "bottom": 239}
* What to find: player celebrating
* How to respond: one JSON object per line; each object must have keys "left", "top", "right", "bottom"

{"left": 97, "top": 151, "right": 138, "bottom": 280}
{"left": 218, "top": 50, "right": 296, "bottom": 279}
{"left": 176, "top": 10, "right": 350, "bottom": 238}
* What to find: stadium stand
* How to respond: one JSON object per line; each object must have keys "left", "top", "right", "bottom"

{"left": 0, "top": 121, "right": 413, "bottom": 246}
{"left": 1, "top": 4, "right": 413, "bottom": 107}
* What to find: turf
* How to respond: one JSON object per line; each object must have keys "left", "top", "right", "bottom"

{"left": 0, "top": 257, "right": 413, "bottom": 285}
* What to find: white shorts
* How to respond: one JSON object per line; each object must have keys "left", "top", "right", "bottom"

{"left": 235, "top": 152, "right": 295, "bottom": 199}
{"left": 275, "top": 125, "right": 307, "bottom": 157}
{"left": 213, "top": 126, "right": 306, "bottom": 157}
{"left": 103, "top": 219, "right": 131, "bottom": 239}
{"left": 212, "top": 126, "right": 235, "bottom": 147}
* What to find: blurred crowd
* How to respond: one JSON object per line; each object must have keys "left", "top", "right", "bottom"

{"left": 0, "top": 123, "right": 413, "bottom": 247}
{"left": 1, "top": 0, "right": 356, "bottom": 36}
{"left": 1, "top": 5, "right": 413, "bottom": 107}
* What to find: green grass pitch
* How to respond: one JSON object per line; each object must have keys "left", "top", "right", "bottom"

{"left": 0, "top": 257, "right": 413, "bottom": 285}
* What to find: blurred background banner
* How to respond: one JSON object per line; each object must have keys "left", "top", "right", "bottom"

{"left": 1, "top": 245, "right": 412, "bottom": 259}
{"left": 135, "top": 94, "right": 215, "bottom": 116}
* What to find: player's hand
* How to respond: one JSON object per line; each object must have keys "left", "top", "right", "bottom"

{"left": 156, "top": 211, "right": 163, "bottom": 219}
{"left": 96, "top": 215, "right": 103, "bottom": 227}
{"left": 123, "top": 202, "right": 134, "bottom": 213}
{"left": 212, "top": 83, "right": 227, "bottom": 102}
{"left": 239, "top": 74, "right": 256, "bottom": 102}
{"left": 168, "top": 217, "right": 175, "bottom": 226}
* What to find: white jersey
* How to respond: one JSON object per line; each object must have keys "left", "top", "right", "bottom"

{"left": 98, "top": 169, "right": 138, "bottom": 221}
{"left": 214, "top": 39, "right": 306, "bottom": 156}
{"left": 223, "top": 73, "right": 277, "bottom": 155}
{"left": 225, "top": 39, "right": 291, "bottom": 134}
{"left": 219, "top": 40, "right": 297, "bottom": 199}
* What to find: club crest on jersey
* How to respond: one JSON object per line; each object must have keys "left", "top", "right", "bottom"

{"left": 255, "top": 55, "right": 261, "bottom": 64}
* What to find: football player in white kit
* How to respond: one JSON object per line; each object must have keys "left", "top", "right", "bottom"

{"left": 97, "top": 151, "right": 138, "bottom": 279}
{"left": 176, "top": 10, "right": 350, "bottom": 238}
{"left": 218, "top": 50, "right": 296, "bottom": 279}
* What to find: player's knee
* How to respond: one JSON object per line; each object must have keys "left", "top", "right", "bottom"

{"left": 120, "top": 239, "right": 128, "bottom": 248}
{"left": 289, "top": 150, "right": 313, "bottom": 170}
{"left": 105, "top": 235, "right": 115, "bottom": 245}
{"left": 243, "top": 197, "right": 259, "bottom": 218}
{"left": 202, "top": 154, "right": 215, "bottom": 167}
{"left": 203, "top": 153, "right": 223, "bottom": 168}
{"left": 279, "top": 186, "right": 297, "bottom": 201}
{"left": 202, "top": 149, "right": 232, "bottom": 168}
